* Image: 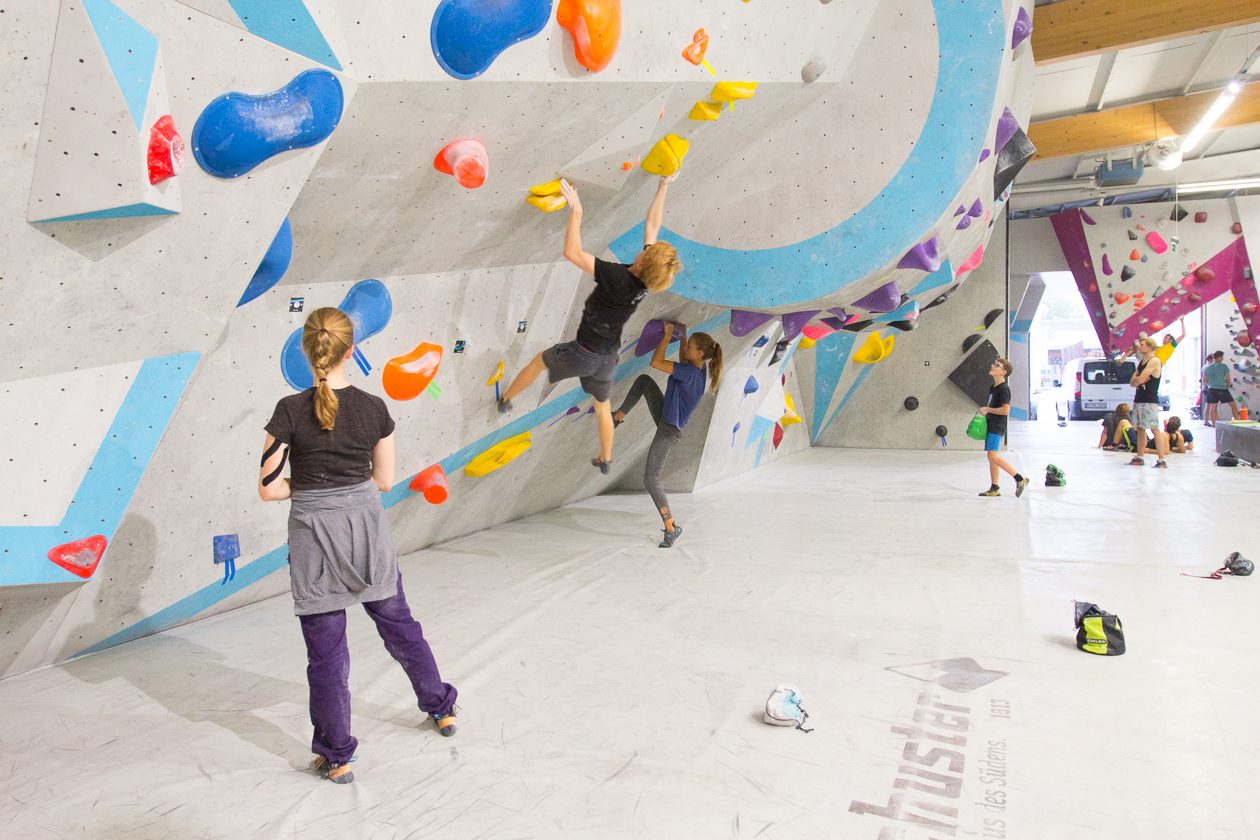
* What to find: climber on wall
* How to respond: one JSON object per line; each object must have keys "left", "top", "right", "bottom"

{"left": 498, "top": 174, "right": 684, "bottom": 474}
{"left": 612, "top": 322, "right": 723, "bottom": 547}
{"left": 258, "top": 307, "right": 458, "bottom": 786}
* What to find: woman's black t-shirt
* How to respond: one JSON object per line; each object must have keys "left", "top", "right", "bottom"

{"left": 575, "top": 258, "right": 648, "bottom": 355}
{"left": 265, "top": 386, "right": 395, "bottom": 490}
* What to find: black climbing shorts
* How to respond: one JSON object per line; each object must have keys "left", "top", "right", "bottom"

{"left": 542, "top": 341, "right": 618, "bottom": 402}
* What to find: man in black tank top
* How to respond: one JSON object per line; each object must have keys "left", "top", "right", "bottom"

{"left": 1128, "top": 338, "right": 1169, "bottom": 468}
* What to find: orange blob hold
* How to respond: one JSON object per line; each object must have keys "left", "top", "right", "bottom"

{"left": 434, "top": 138, "right": 489, "bottom": 189}
{"left": 621, "top": 161, "right": 632, "bottom": 171}
{"left": 557, "top": 0, "right": 621, "bottom": 73}
{"left": 409, "top": 464, "right": 449, "bottom": 504}
{"left": 682, "top": 29, "right": 709, "bottom": 65}
{"left": 383, "top": 342, "right": 443, "bottom": 401}
{"left": 1129, "top": 249, "right": 1140, "bottom": 261}
{"left": 1114, "top": 292, "right": 1130, "bottom": 304}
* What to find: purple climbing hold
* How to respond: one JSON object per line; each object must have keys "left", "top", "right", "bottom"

{"left": 852, "top": 281, "right": 901, "bottom": 313}
{"left": 730, "top": 310, "right": 775, "bottom": 337}
{"left": 897, "top": 237, "right": 942, "bottom": 273}
{"left": 954, "top": 205, "right": 966, "bottom": 217}
{"left": 969, "top": 199, "right": 983, "bottom": 218}
{"left": 995, "top": 107, "right": 1019, "bottom": 152}
{"left": 978, "top": 148, "right": 991, "bottom": 163}
{"left": 781, "top": 310, "right": 820, "bottom": 341}
{"left": 820, "top": 316, "right": 846, "bottom": 330}
{"left": 957, "top": 215, "right": 973, "bottom": 230}
{"left": 1080, "top": 209, "right": 1097, "bottom": 225}
{"left": 1011, "top": 6, "right": 1032, "bottom": 50}
{"left": 829, "top": 307, "right": 850, "bottom": 321}
{"left": 633, "top": 319, "right": 681, "bottom": 357}
{"left": 1102, "top": 253, "right": 1113, "bottom": 276}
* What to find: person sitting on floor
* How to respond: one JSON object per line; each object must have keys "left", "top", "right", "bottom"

{"left": 1165, "top": 416, "right": 1194, "bottom": 453}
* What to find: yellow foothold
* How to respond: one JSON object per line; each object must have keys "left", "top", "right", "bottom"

{"left": 798, "top": 336, "right": 817, "bottom": 350}
{"left": 530, "top": 179, "right": 562, "bottom": 196}
{"left": 641, "top": 134, "right": 690, "bottom": 176}
{"left": 464, "top": 432, "right": 532, "bottom": 477}
{"left": 688, "top": 101, "right": 721, "bottom": 121}
{"left": 526, "top": 193, "right": 567, "bottom": 212}
{"left": 710, "top": 81, "right": 757, "bottom": 105}
{"left": 486, "top": 361, "right": 504, "bottom": 386}
{"left": 853, "top": 332, "right": 895, "bottom": 365}
{"left": 781, "top": 392, "right": 802, "bottom": 426}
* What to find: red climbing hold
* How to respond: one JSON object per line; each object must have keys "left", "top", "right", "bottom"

{"left": 383, "top": 342, "right": 443, "bottom": 400}
{"left": 409, "top": 464, "right": 450, "bottom": 504}
{"left": 557, "top": 0, "right": 621, "bottom": 73}
{"left": 47, "top": 535, "right": 107, "bottom": 579}
{"left": 434, "top": 138, "right": 489, "bottom": 189}
{"left": 772, "top": 423, "right": 784, "bottom": 450}
{"left": 147, "top": 115, "right": 185, "bottom": 185}
{"left": 1114, "top": 292, "right": 1130, "bottom": 304}
{"left": 1195, "top": 266, "right": 1216, "bottom": 284}
{"left": 1194, "top": 212, "right": 1207, "bottom": 223}
{"left": 1233, "top": 222, "right": 1244, "bottom": 235}
{"left": 1238, "top": 331, "right": 1253, "bottom": 348}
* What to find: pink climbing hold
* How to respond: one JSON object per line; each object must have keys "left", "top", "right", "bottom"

{"left": 1145, "top": 231, "right": 1168, "bottom": 253}
{"left": 434, "top": 138, "right": 489, "bottom": 189}
{"left": 47, "top": 535, "right": 107, "bottom": 579}
{"left": 955, "top": 245, "right": 985, "bottom": 278}
{"left": 147, "top": 115, "right": 185, "bottom": 185}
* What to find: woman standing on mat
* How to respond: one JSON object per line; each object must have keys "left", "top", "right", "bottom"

{"left": 498, "top": 174, "right": 683, "bottom": 474}
{"left": 259, "top": 307, "right": 458, "bottom": 785}
{"left": 612, "top": 321, "right": 722, "bottom": 547}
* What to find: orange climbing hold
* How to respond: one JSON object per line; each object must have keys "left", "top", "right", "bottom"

{"left": 409, "top": 464, "right": 450, "bottom": 504}
{"left": 682, "top": 29, "right": 709, "bottom": 65}
{"left": 433, "top": 138, "right": 488, "bottom": 189}
{"left": 557, "top": 0, "right": 621, "bottom": 73}
{"left": 383, "top": 341, "right": 443, "bottom": 400}
{"left": 1114, "top": 292, "right": 1130, "bottom": 304}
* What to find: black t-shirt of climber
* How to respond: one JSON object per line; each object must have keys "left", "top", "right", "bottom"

{"left": 265, "top": 386, "right": 395, "bottom": 490}
{"left": 986, "top": 382, "right": 1011, "bottom": 436}
{"left": 575, "top": 258, "right": 648, "bottom": 355}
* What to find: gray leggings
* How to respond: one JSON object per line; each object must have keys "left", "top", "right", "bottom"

{"left": 617, "top": 375, "right": 684, "bottom": 519}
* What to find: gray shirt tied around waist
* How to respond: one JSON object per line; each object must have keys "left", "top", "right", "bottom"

{"left": 287, "top": 478, "right": 399, "bottom": 615}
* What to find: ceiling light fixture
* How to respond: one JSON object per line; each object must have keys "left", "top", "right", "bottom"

{"left": 1178, "top": 78, "right": 1244, "bottom": 156}
{"left": 1174, "top": 176, "right": 1260, "bottom": 195}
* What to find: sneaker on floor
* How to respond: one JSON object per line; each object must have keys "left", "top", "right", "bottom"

{"left": 659, "top": 525, "right": 683, "bottom": 548}
{"left": 1015, "top": 477, "right": 1029, "bottom": 497}
{"left": 496, "top": 398, "right": 512, "bottom": 414}
{"left": 431, "top": 708, "right": 458, "bottom": 737}
{"left": 1154, "top": 460, "right": 1168, "bottom": 469}
{"left": 1127, "top": 457, "right": 1145, "bottom": 466}
{"left": 978, "top": 488, "right": 1000, "bottom": 497}
{"left": 591, "top": 457, "right": 611, "bottom": 475}
{"left": 313, "top": 755, "right": 355, "bottom": 784}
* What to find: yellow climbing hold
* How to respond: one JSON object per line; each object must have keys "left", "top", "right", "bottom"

{"left": 688, "top": 101, "right": 721, "bottom": 121}
{"left": 486, "top": 361, "right": 504, "bottom": 386}
{"left": 641, "top": 134, "right": 690, "bottom": 176}
{"left": 464, "top": 431, "right": 532, "bottom": 477}
{"left": 853, "top": 332, "right": 895, "bottom": 364}
{"left": 710, "top": 81, "right": 757, "bottom": 106}
{"left": 798, "top": 336, "right": 816, "bottom": 349}
{"left": 781, "top": 392, "right": 802, "bottom": 426}
{"left": 526, "top": 179, "right": 566, "bottom": 212}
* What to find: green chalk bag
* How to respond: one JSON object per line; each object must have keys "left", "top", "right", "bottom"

{"left": 965, "top": 413, "right": 988, "bottom": 441}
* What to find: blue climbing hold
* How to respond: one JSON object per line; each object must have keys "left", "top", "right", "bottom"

{"left": 238, "top": 218, "right": 293, "bottom": 307}
{"left": 743, "top": 375, "right": 760, "bottom": 396}
{"left": 430, "top": 0, "right": 552, "bottom": 80}
{"left": 192, "top": 70, "right": 344, "bottom": 179}
{"left": 281, "top": 279, "right": 393, "bottom": 390}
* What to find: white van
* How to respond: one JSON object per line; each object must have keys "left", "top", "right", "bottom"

{"left": 1054, "top": 358, "right": 1169, "bottom": 420}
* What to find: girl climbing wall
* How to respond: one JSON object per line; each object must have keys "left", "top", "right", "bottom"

{"left": 613, "top": 322, "right": 723, "bottom": 547}
{"left": 258, "top": 307, "right": 458, "bottom": 785}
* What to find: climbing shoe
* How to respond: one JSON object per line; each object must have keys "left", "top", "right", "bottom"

{"left": 1127, "top": 457, "right": 1145, "bottom": 466}
{"left": 313, "top": 755, "right": 355, "bottom": 784}
{"left": 978, "top": 487, "right": 1000, "bottom": 497}
{"left": 1153, "top": 460, "right": 1168, "bottom": 469}
{"left": 591, "top": 457, "right": 611, "bottom": 475}
{"left": 659, "top": 525, "right": 683, "bottom": 548}
{"left": 1015, "top": 477, "right": 1029, "bottom": 497}
{"left": 497, "top": 398, "right": 512, "bottom": 414}
{"left": 431, "top": 707, "right": 458, "bottom": 737}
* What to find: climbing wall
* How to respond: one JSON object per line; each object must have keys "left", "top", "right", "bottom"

{"left": 0, "top": 0, "right": 1033, "bottom": 678}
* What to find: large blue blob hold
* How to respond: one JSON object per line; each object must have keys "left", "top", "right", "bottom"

{"left": 238, "top": 218, "right": 293, "bottom": 307}
{"left": 430, "top": 0, "right": 552, "bottom": 80}
{"left": 281, "top": 279, "right": 393, "bottom": 390}
{"left": 192, "top": 70, "right": 344, "bottom": 179}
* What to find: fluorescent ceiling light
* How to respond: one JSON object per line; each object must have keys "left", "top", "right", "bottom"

{"left": 1178, "top": 80, "right": 1244, "bottom": 156}
{"left": 1175, "top": 177, "right": 1260, "bottom": 194}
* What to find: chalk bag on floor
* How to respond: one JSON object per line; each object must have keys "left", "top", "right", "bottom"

{"left": 764, "top": 685, "right": 814, "bottom": 732}
{"left": 1074, "top": 601, "right": 1125, "bottom": 656}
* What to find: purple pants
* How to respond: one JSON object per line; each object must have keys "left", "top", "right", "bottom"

{"left": 298, "top": 572, "right": 457, "bottom": 763}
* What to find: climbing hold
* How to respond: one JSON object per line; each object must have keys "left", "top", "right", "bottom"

{"left": 782, "top": 392, "right": 802, "bottom": 426}
{"left": 433, "top": 138, "right": 489, "bottom": 188}
{"left": 634, "top": 319, "right": 683, "bottom": 356}
{"left": 935, "top": 424, "right": 948, "bottom": 442}
{"left": 1121, "top": 266, "right": 1136, "bottom": 282}
{"left": 1196, "top": 266, "right": 1216, "bottom": 284}
{"left": 1101, "top": 254, "right": 1114, "bottom": 276}
{"left": 772, "top": 423, "right": 785, "bottom": 450}
{"left": 465, "top": 432, "right": 532, "bottom": 476}
{"left": 710, "top": 81, "right": 757, "bottom": 106}
{"left": 689, "top": 101, "right": 722, "bottom": 121}
{"left": 1239, "top": 331, "right": 1254, "bottom": 348}
{"left": 955, "top": 245, "right": 986, "bottom": 278}
{"left": 853, "top": 332, "right": 894, "bottom": 364}
{"left": 962, "top": 334, "right": 982, "bottom": 352}
{"left": 904, "top": 396, "right": 920, "bottom": 411}
{"left": 801, "top": 59, "right": 827, "bottom": 83}
{"left": 192, "top": 70, "right": 343, "bottom": 178}
{"left": 1243, "top": 303, "right": 1259, "bottom": 315}
{"left": 743, "top": 375, "right": 760, "bottom": 396}
{"left": 957, "top": 215, "right": 973, "bottom": 231}
{"left": 147, "top": 115, "right": 184, "bottom": 185}
{"left": 1011, "top": 6, "right": 1032, "bottom": 49}
{"left": 681, "top": 28, "right": 709, "bottom": 65}
{"left": 238, "top": 218, "right": 294, "bottom": 307}
{"left": 281, "top": 279, "right": 392, "bottom": 390}
{"left": 1129, "top": 249, "right": 1140, "bottom": 261}
{"left": 1122, "top": 206, "right": 1133, "bottom": 219}
{"left": 1170, "top": 206, "right": 1189, "bottom": 222}
{"left": 1080, "top": 209, "right": 1097, "bottom": 225}
{"left": 1114, "top": 292, "right": 1130, "bottom": 304}
{"left": 730, "top": 310, "right": 775, "bottom": 337}
{"left": 1233, "top": 222, "right": 1244, "bottom": 234}
{"left": 641, "top": 134, "right": 689, "bottom": 176}
{"left": 1127, "top": 230, "right": 1138, "bottom": 241}
{"left": 801, "top": 324, "right": 838, "bottom": 342}
{"left": 852, "top": 281, "right": 901, "bottom": 313}
{"left": 383, "top": 341, "right": 443, "bottom": 401}
{"left": 781, "top": 310, "right": 821, "bottom": 341}
{"left": 897, "top": 237, "right": 942, "bottom": 273}
{"left": 1195, "top": 212, "right": 1207, "bottom": 223}
{"left": 983, "top": 308, "right": 1004, "bottom": 329}
{"left": 1149, "top": 320, "right": 1165, "bottom": 331}
{"left": 409, "top": 464, "right": 450, "bottom": 504}
{"left": 954, "top": 205, "right": 966, "bottom": 217}
{"left": 430, "top": 0, "right": 550, "bottom": 79}
{"left": 47, "top": 534, "right": 107, "bottom": 579}
{"left": 557, "top": 0, "right": 621, "bottom": 73}
{"left": 526, "top": 179, "right": 566, "bottom": 212}
{"left": 487, "top": 361, "right": 505, "bottom": 385}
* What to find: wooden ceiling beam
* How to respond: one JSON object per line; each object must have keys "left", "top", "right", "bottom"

{"left": 1028, "top": 82, "right": 1260, "bottom": 159}
{"left": 1032, "top": 0, "right": 1260, "bottom": 65}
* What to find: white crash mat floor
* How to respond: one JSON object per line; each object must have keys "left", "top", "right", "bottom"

{"left": 2, "top": 422, "right": 1259, "bottom": 839}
